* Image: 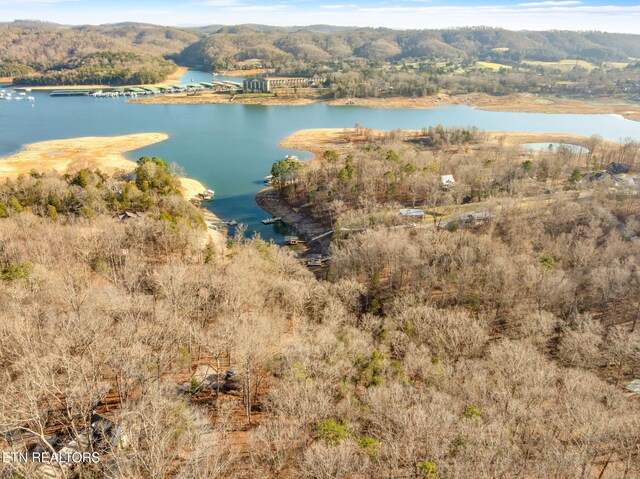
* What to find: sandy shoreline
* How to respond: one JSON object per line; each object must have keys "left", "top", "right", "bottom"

{"left": 11, "top": 66, "right": 189, "bottom": 91}
{"left": 132, "top": 91, "right": 317, "bottom": 106}
{"left": 279, "top": 127, "right": 615, "bottom": 160}
{"left": 0, "top": 132, "right": 211, "bottom": 201}
{"left": 132, "top": 90, "right": 640, "bottom": 122}
{"left": 0, "top": 132, "right": 226, "bottom": 251}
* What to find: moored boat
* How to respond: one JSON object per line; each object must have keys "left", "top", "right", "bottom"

{"left": 197, "top": 189, "right": 215, "bottom": 201}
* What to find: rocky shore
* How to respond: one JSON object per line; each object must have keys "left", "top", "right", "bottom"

{"left": 255, "top": 187, "right": 333, "bottom": 254}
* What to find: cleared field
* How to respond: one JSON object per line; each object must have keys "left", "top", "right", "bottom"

{"left": 603, "top": 61, "right": 630, "bottom": 69}
{"left": 490, "top": 47, "right": 510, "bottom": 52}
{"left": 523, "top": 59, "right": 596, "bottom": 71}
{"left": 475, "top": 61, "right": 512, "bottom": 71}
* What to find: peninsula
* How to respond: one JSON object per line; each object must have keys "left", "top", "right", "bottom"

{"left": 0, "top": 132, "right": 207, "bottom": 200}
{"left": 132, "top": 91, "right": 640, "bottom": 122}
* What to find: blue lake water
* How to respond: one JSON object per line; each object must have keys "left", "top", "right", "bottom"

{"left": 1, "top": 69, "right": 640, "bottom": 241}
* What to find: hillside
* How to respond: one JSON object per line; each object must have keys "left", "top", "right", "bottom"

{"left": 0, "top": 21, "right": 200, "bottom": 67}
{"left": 0, "top": 21, "right": 201, "bottom": 83}
{"left": 1, "top": 128, "right": 639, "bottom": 478}
{"left": 175, "top": 26, "right": 640, "bottom": 69}
{"left": 2, "top": 23, "right": 640, "bottom": 95}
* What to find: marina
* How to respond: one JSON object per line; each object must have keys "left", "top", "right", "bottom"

{"left": 2, "top": 69, "right": 640, "bottom": 244}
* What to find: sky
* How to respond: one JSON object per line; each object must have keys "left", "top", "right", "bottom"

{"left": 1, "top": 0, "right": 640, "bottom": 33}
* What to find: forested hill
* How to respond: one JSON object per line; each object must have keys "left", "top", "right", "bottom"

{"left": 2, "top": 21, "right": 640, "bottom": 86}
{"left": 176, "top": 27, "right": 640, "bottom": 69}
{"left": 0, "top": 21, "right": 201, "bottom": 83}
{"left": 4, "top": 22, "right": 640, "bottom": 69}
{"left": 0, "top": 21, "right": 200, "bottom": 67}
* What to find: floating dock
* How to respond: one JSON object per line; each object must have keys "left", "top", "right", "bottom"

{"left": 49, "top": 90, "right": 90, "bottom": 97}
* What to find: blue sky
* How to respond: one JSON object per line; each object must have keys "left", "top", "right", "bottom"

{"left": 1, "top": 0, "right": 639, "bottom": 32}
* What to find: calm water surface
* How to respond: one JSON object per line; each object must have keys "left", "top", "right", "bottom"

{"left": 2, "top": 70, "right": 640, "bottom": 241}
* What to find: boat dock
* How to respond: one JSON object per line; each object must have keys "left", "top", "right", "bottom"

{"left": 49, "top": 90, "right": 90, "bottom": 97}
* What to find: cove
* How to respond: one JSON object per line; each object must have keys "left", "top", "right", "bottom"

{"left": 2, "top": 70, "right": 640, "bottom": 242}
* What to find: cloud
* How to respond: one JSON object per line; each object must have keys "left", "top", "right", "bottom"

{"left": 192, "top": 0, "right": 288, "bottom": 9}
{"left": 357, "top": 4, "right": 640, "bottom": 15}
{"left": 517, "top": 1, "right": 582, "bottom": 6}
{"left": 320, "top": 4, "right": 356, "bottom": 9}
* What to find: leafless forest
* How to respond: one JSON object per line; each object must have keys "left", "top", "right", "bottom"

{"left": 0, "top": 131, "right": 639, "bottom": 478}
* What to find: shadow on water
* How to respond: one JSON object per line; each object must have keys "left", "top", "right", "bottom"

{"left": 205, "top": 192, "right": 298, "bottom": 244}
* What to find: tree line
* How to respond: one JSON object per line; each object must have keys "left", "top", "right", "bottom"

{"left": 11, "top": 52, "right": 178, "bottom": 86}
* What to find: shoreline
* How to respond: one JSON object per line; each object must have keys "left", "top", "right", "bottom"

{"left": 132, "top": 91, "right": 317, "bottom": 106}
{"left": 0, "top": 132, "right": 226, "bottom": 251}
{"left": 131, "top": 91, "right": 640, "bottom": 122}
{"left": 10, "top": 66, "right": 189, "bottom": 91}
{"left": 255, "top": 187, "right": 332, "bottom": 254}
{"left": 0, "top": 132, "right": 214, "bottom": 202}
{"left": 255, "top": 127, "right": 620, "bottom": 242}
{"left": 279, "top": 128, "right": 618, "bottom": 160}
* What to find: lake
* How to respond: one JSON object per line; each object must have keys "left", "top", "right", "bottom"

{"left": 2, "top": 69, "right": 640, "bottom": 241}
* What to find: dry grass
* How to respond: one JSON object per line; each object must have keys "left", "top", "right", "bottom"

{"left": 523, "top": 59, "right": 597, "bottom": 71}
{"left": 475, "top": 61, "right": 512, "bottom": 71}
{"left": 0, "top": 132, "right": 213, "bottom": 201}
{"left": 279, "top": 127, "right": 615, "bottom": 159}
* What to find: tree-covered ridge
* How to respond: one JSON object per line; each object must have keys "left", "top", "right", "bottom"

{"left": 11, "top": 52, "right": 178, "bottom": 86}
{"left": 0, "top": 21, "right": 200, "bottom": 69}
{"left": 3, "top": 22, "right": 640, "bottom": 94}
{"left": 176, "top": 27, "right": 640, "bottom": 69}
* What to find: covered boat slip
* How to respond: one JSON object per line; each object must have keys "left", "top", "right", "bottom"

{"left": 49, "top": 90, "right": 91, "bottom": 97}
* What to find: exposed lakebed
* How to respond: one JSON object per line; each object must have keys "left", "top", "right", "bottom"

{"left": 2, "top": 70, "right": 640, "bottom": 242}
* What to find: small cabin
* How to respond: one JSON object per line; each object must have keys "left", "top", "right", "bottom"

{"left": 441, "top": 174, "right": 456, "bottom": 187}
